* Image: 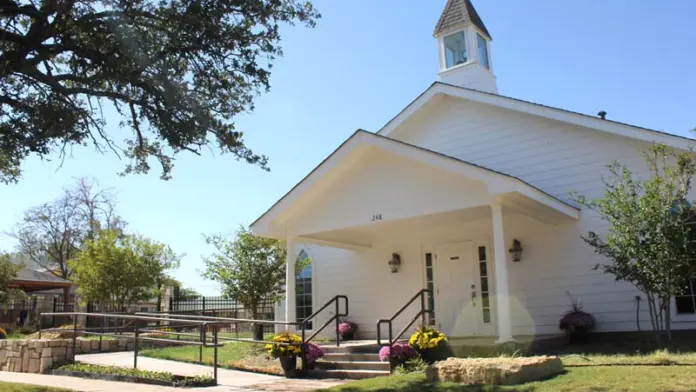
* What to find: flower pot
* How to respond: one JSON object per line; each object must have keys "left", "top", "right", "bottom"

{"left": 279, "top": 356, "right": 297, "bottom": 377}
{"left": 340, "top": 331, "right": 355, "bottom": 341}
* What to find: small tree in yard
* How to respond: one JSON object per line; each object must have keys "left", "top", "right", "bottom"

{"left": 0, "top": 253, "right": 24, "bottom": 306}
{"left": 203, "top": 227, "right": 307, "bottom": 341}
{"left": 70, "top": 230, "right": 179, "bottom": 312}
{"left": 575, "top": 144, "right": 696, "bottom": 345}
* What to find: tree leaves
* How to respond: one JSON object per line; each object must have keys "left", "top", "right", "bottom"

{"left": 69, "top": 230, "right": 180, "bottom": 311}
{"left": 575, "top": 143, "right": 696, "bottom": 343}
{"left": 202, "top": 226, "right": 287, "bottom": 316}
{"left": 0, "top": 0, "right": 320, "bottom": 182}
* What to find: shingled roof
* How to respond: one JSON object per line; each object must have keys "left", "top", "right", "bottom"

{"left": 434, "top": 0, "right": 491, "bottom": 39}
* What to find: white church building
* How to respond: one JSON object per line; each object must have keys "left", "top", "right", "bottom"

{"left": 252, "top": 0, "right": 696, "bottom": 344}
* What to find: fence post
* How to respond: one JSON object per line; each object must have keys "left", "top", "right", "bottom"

{"left": 134, "top": 320, "right": 139, "bottom": 369}
{"left": 169, "top": 296, "right": 173, "bottom": 313}
{"left": 72, "top": 314, "right": 77, "bottom": 363}
{"left": 52, "top": 297, "right": 57, "bottom": 328}
{"left": 213, "top": 325, "right": 218, "bottom": 385}
{"left": 199, "top": 325, "right": 203, "bottom": 363}
{"left": 201, "top": 296, "right": 206, "bottom": 316}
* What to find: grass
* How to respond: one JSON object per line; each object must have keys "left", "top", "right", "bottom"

{"left": 0, "top": 382, "right": 71, "bottom": 392}
{"left": 139, "top": 340, "right": 284, "bottom": 375}
{"left": 320, "top": 366, "right": 696, "bottom": 392}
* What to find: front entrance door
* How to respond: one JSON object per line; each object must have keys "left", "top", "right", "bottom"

{"left": 434, "top": 241, "right": 493, "bottom": 337}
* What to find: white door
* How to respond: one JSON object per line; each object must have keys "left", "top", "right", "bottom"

{"left": 434, "top": 241, "right": 494, "bottom": 337}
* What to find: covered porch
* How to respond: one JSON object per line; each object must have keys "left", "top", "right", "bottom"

{"left": 251, "top": 130, "right": 579, "bottom": 343}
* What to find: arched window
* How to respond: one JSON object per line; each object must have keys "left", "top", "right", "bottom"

{"left": 296, "top": 250, "right": 313, "bottom": 329}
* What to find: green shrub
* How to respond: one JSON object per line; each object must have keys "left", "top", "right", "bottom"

{"left": 56, "top": 362, "right": 214, "bottom": 387}
{"left": 19, "top": 325, "right": 38, "bottom": 335}
{"left": 394, "top": 357, "right": 429, "bottom": 375}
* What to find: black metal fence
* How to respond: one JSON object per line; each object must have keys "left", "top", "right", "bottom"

{"left": 169, "top": 296, "right": 276, "bottom": 334}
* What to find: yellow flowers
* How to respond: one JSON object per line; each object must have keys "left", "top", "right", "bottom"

{"left": 266, "top": 332, "right": 302, "bottom": 358}
{"left": 409, "top": 326, "right": 448, "bottom": 351}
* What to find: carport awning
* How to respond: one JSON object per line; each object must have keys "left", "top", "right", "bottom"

{"left": 10, "top": 268, "right": 72, "bottom": 293}
{"left": 251, "top": 129, "right": 580, "bottom": 240}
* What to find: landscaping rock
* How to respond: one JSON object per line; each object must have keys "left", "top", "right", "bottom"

{"left": 425, "top": 356, "right": 563, "bottom": 385}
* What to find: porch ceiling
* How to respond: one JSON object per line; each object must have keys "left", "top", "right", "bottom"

{"left": 251, "top": 130, "right": 580, "bottom": 240}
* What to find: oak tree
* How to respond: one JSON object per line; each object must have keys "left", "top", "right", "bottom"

{"left": 0, "top": 0, "right": 319, "bottom": 182}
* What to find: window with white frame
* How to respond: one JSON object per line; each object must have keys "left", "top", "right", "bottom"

{"left": 676, "top": 277, "right": 696, "bottom": 314}
{"left": 477, "top": 33, "right": 490, "bottom": 69}
{"left": 424, "top": 252, "right": 436, "bottom": 326}
{"left": 444, "top": 31, "right": 468, "bottom": 68}
{"left": 296, "top": 250, "right": 313, "bottom": 328}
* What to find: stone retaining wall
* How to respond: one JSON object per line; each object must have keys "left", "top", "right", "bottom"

{"left": 0, "top": 336, "right": 185, "bottom": 373}
{"left": 0, "top": 339, "right": 74, "bottom": 373}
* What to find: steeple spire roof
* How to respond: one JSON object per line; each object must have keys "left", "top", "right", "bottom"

{"left": 433, "top": 0, "right": 491, "bottom": 39}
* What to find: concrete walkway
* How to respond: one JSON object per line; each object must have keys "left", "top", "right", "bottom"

{"left": 75, "top": 351, "right": 344, "bottom": 391}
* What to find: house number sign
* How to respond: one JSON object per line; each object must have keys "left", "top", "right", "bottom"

{"left": 372, "top": 214, "right": 383, "bottom": 222}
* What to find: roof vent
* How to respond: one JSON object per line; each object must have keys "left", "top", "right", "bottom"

{"left": 598, "top": 110, "right": 607, "bottom": 120}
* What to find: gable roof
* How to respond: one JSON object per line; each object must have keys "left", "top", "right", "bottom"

{"left": 16, "top": 268, "right": 71, "bottom": 285}
{"left": 378, "top": 82, "right": 694, "bottom": 150}
{"left": 434, "top": 0, "right": 491, "bottom": 39}
{"left": 251, "top": 129, "right": 579, "bottom": 237}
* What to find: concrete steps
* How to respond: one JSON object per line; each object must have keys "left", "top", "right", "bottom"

{"left": 309, "top": 343, "right": 390, "bottom": 379}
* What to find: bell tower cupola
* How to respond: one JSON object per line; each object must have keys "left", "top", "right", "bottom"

{"left": 434, "top": 0, "right": 497, "bottom": 94}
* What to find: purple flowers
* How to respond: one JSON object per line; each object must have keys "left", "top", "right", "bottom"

{"left": 304, "top": 343, "right": 324, "bottom": 364}
{"left": 337, "top": 321, "right": 358, "bottom": 340}
{"left": 378, "top": 343, "right": 417, "bottom": 363}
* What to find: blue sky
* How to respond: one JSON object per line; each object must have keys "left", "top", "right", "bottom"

{"left": 1, "top": 0, "right": 695, "bottom": 295}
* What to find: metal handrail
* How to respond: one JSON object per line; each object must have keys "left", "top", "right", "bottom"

{"left": 376, "top": 289, "right": 433, "bottom": 372}
{"left": 298, "top": 295, "right": 348, "bottom": 345}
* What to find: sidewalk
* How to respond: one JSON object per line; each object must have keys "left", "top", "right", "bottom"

{"left": 76, "top": 352, "right": 344, "bottom": 391}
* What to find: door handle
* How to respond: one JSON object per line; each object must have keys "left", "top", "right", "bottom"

{"left": 471, "top": 284, "right": 477, "bottom": 306}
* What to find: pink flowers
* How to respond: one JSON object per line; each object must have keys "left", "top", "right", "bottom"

{"left": 337, "top": 321, "right": 358, "bottom": 340}
{"left": 378, "top": 343, "right": 417, "bottom": 363}
{"left": 304, "top": 343, "right": 324, "bottom": 364}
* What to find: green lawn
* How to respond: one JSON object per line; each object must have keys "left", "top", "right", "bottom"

{"left": 140, "top": 341, "right": 255, "bottom": 365}
{"left": 321, "top": 366, "right": 696, "bottom": 392}
{"left": 0, "top": 382, "right": 72, "bottom": 392}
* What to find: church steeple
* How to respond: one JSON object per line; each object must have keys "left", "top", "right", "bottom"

{"left": 434, "top": 0, "right": 497, "bottom": 94}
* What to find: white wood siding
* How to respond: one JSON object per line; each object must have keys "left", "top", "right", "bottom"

{"left": 384, "top": 96, "right": 696, "bottom": 334}
{"left": 286, "top": 149, "right": 489, "bottom": 237}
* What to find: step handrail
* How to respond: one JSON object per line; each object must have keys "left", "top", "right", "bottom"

{"left": 376, "top": 289, "right": 433, "bottom": 372}
{"left": 296, "top": 295, "right": 348, "bottom": 371}
{"left": 298, "top": 295, "right": 348, "bottom": 346}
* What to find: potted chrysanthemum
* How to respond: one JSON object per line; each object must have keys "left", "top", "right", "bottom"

{"left": 337, "top": 320, "right": 358, "bottom": 341}
{"left": 378, "top": 343, "right": 417, "bottom": 369}
{"left": 408, "top": 326, "right": 450, "bottom": 363}
{"left": 303, "top": 342, "right": 324, "bottom": 369}
{"left": 265, "top": 332, "right": 302, "bottom": 377}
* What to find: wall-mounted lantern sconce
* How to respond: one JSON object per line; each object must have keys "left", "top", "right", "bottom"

{"left": 509, "top": 239, "right": 523, "bottom": 262}
{"left": 388, "top": 253, "right": 402, "bottom": 273}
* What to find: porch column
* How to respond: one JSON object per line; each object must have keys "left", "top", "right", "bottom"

{"left": 285, "top": 238, "right": 296, "bottom": 331}
{"left": 491, "top": 202, "right": 514, "bottom": 343}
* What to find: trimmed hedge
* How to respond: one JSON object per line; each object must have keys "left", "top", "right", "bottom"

{"left": 55, "top": 363, "right": 215, "bottom": 387}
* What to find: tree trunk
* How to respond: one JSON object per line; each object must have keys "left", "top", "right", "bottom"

{"left": 252, "top": 308, "right": 264, "bottom": 341}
